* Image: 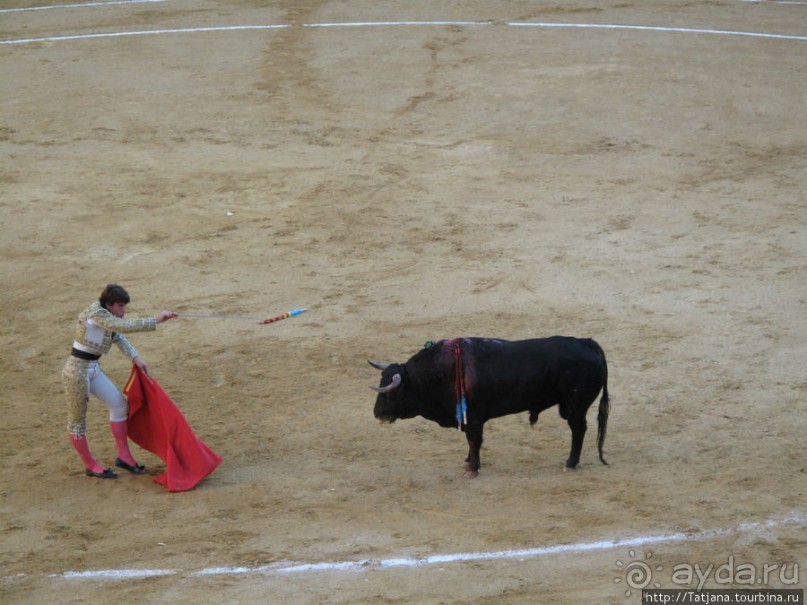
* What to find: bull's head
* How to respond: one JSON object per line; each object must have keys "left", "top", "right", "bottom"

{"left": 368, "top": 360, "right": 414, "bottom": 423}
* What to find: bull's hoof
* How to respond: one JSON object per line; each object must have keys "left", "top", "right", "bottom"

{"left": 563, "top": 465, "right": 577, "bottom": 472}
{"left": 462, "top": 460, "right": 479, "bottom": 477}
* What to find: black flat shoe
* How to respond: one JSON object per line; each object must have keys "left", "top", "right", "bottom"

{"left": 86, "top": 468, "right": 118, "bottom": 479}
{"left": 115, "top": 458, "right": 146, "bottom": 475}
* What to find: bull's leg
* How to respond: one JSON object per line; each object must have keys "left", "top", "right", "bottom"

{"left": 463, "top": 423, "right": 484, "bottom": 478}
{"left": 565, "top": 415, "right": 587, "bottom": 471}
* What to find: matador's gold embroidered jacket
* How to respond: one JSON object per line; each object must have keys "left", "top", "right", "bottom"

{"left": 72, "top": 301, "right": 157, "bottom": 359}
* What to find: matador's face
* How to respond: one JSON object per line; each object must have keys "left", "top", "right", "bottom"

{"left": 108, "top": 302, "right": 127, "bottom": 318}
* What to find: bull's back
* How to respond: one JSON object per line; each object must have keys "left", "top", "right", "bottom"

{"left": 468, "top": 336, "right": 602, "bottom": 367}
{"left": 465, "top": 336, "right": 605, "bottom": 417}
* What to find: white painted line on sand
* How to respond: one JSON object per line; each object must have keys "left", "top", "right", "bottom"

{"left": 1, "top": 24, "right": 290, "bottom": 45}
{"left": 508, "top": 21, "right": 807, "bottom": 40}
{"left": 2, "top": 20, "right": 806, "bottom": 45}
{"left": 37, "top": 513, "right": 804, "bottom": 582}
{"left": 0, "top": 0, "right": 164, "bottom": 13}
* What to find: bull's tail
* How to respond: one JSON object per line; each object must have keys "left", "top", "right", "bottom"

{"left": 592, "top": 340, "right": 610, "bottom": 466}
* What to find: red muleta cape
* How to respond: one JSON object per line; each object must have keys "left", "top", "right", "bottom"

{"left": 124, "top": 365, "right": 222, "bottom": 492}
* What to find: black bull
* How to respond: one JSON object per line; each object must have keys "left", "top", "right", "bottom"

{"left": 369, "top": 336, "right": 610, "bottom": 477}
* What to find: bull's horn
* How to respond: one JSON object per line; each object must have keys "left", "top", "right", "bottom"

{"left": 368, "top": 360, "right": 391, "bottom": 370}
{"left": 370, "top": 373, "right": 401, "bottom": 393}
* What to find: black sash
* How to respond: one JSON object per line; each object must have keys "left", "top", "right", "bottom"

{"left": 71, "top": 347, "right": 101, "bottom": 361}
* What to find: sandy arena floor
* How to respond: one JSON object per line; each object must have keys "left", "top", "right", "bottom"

{"left": 1, "top": 1, "right": 805, "bottom": 603}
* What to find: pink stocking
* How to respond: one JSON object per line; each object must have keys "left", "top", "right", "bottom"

{"left": 69, "top": 434, "right": 104, "bottom": 473}
{"left": 110, "top": 420, "right": 136, "bottom": 466}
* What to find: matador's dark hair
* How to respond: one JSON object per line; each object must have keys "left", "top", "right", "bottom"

{"left": 99, "top": 284, "right": 130, "bottom": 308}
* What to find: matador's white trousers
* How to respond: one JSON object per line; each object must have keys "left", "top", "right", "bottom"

{"left": 62, "top": 357, "right": 129, "bottom": 437}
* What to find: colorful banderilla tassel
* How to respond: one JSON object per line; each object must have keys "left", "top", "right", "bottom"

{"left": 456, "top": 393, "right": 468, "bottom": 430}
{"left": 259, "top": 308, "right": 307, "bottom": 325}
{"left": 454, "top": 341, "right": 468, "bottom": 430}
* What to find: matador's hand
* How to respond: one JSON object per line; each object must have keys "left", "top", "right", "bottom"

{"left": 133, "top": 355, "right": 151, "bottom": 377}
{"left": 156, "top": 311, "right": 177, "bottom": 323}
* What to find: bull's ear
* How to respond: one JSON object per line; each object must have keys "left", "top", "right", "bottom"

{"left": 368, "top": 360, "right": 391, "bottom": 370}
